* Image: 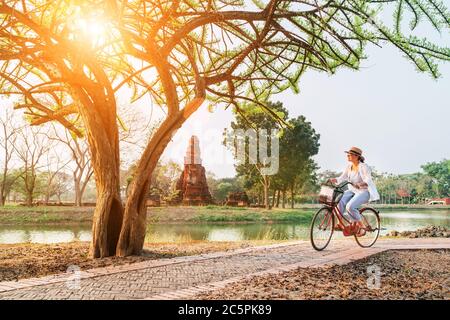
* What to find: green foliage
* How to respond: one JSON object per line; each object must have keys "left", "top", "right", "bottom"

{"left": 421, "top": 159, "right": 450, "bottom": 197}
{"left": 276, "top": 115, "right": 320, "bottom": 195}
{"left": 227, "top": 101, "right": 320, "bottom": 206}
{"left": 13, "top": 170, "right": 48, "bottom": 203}
{"left": 191, "top": 209, "right": 314, "bottom": 223}
{"left": 370, "top": 160, "right": 449, "bottom": 204}
{"left": 144, "top": 160, "right": 182, "bottom": 198}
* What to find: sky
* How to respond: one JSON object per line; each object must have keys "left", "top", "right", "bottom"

{"left": 161, "top": 43, "right": 450, "bottom": 178}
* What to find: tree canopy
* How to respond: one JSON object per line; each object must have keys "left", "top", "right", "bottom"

{"left": 1, "top": 0, "right": 449, "bottom": 131}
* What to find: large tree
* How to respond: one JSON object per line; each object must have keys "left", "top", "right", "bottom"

{"left": 277, "top": 116, "right": 320, "bottom": 208}
{"left": 0, "top": 0, "right": 449, "bottom": 257}
{"left": 228, "top": 101, "right": 288, "bottom": 209}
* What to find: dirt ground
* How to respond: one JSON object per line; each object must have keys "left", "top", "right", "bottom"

{"left": 196, "top": 249, "right": 450, "bottom": 300}
{"left": 0, "top": 240, "right": 278, "bottom": 282}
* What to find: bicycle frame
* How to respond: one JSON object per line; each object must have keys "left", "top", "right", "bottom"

{"left": 319, "top": 181, "right": 374, "bottom": 232}
{"left": 325, "top": 181, "right": 353, "bottom": 227}
{"left": 316, "top": 203, "right": 351, "bottom": 232}
{"left": 332, "top": 204, "right": 351, "bottom": 226}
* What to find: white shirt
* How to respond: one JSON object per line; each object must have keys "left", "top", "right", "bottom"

{"left": 336, "top": 163, "right": 380, "bottom": 202}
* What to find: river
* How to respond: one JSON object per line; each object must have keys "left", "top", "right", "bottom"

{"left": 0, "top": 209, "right": 448, "bottom": 244}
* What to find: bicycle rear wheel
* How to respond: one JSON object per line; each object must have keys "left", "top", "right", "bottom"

{"left": 310, "top": 207, "right": 334, "bottom": 251}
{"left": 354, "top": 207, "right": 380, "bottom": 248}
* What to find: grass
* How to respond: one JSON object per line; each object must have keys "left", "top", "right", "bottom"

{"left": 0, "top": 204, "right": 315, "bottom": 225}
{"left": 190, "top": 208, "right": 314, "bottom": 223}
{"left": 4, "top": 202, "right": 446, "bottom": 225}
{"left": 0, "top": 205, "right": 92, "bottom": 225}
{"left": 0, "top": 212, "right": 82, "bottom": 224}
{"left": 0, "top": 204, "right": 92, "bottom": 213}
{"left": 203, "top": 205, "right": 248, "bottom": 211}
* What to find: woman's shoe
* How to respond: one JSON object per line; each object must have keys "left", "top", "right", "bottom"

{"left": 342, "top": 225, "right": 354, "bottom": 236}
{"left": 356, "top": 227, "right": 366, "bottom": 237}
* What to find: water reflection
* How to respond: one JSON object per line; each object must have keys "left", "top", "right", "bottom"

{"left": 0, "top": 226, "right": 91, "bottom": 244}
{"left": 0, "top": 210, "right": 448, "bottom": 244}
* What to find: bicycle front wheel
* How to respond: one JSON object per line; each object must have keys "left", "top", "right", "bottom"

{"left": 354, "top": 207, "right": 380, "bottom": 248}
{"left": 310, "top": 207, "right": 334, "bottom": 251}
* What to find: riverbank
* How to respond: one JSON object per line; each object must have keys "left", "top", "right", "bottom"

{"left": 388, "top": 225, "right": 449, "bottom": 238}
{"left": 0, "top": 240, "right": 283, "bottom": 282}
{"left": 0, "top": 205, "right": 315, "bottom": 225}
{"left": 196, "top": 249, "right": 450, "bottom": 300}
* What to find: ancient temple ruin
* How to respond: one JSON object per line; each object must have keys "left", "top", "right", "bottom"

{"left": 174, "top": 135, "right": 213, "bottom": 205}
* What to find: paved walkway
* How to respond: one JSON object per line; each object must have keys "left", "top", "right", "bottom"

{"left": 0, "top": 238, "right": 448, "bottom": 300}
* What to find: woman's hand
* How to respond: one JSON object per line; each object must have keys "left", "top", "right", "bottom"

{"left": 356, "top": 182, "right": 368, "bottom": 189}
{"left": 328, "top": 178, "right": 337, "bottom": 184}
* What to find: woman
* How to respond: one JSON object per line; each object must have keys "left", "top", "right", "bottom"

{"left": 329, "top": 147, "right": 379, "bottom": 236}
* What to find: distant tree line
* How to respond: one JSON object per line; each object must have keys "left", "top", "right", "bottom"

{"left": 372, "top": 160, "right": 449, "bottom": 204}
{"left": 0, "top": 105, "right": 150, "bottom": 206}
{"left": 3, "top": 104, "right": 447, "bottom": 207}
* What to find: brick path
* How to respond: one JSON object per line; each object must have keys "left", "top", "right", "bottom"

{"left": 0, "top": 238, "right": 448, "bottom": 300}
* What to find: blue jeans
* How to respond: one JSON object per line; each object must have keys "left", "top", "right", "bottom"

{"left": 337, "top": 190, "right": 370, "bottom": 222}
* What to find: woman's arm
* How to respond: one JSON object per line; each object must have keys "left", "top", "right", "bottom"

{"left": 358, "top": 164, "right": 373, "bottom": 188}
{"left": 335, "top": 166, "right": 349, "bottom": 184}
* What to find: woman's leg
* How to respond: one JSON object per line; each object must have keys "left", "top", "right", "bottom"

{"left": 345, "top": 191, "right": 370, "bottom": 222}
{"left": 337, "top": 190, "right": 354, "bottom": 222}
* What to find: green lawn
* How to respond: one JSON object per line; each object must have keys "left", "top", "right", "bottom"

{"left": 0, "top": 204, "right": 314, "bottom": 225}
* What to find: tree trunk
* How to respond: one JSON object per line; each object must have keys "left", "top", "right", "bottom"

{"left": 26, "top": 192, "right": 33, "bottom": 206}
{"left": 117, "top": 98, "right": 204, "bottom": 257}
{"left": 74, "top": 175, "right": 82, "bottom": 206}
{"left": 282, "top": 189, "right": 286, "bottom": 208}
{"left": 87, "top": 147, "right": 123, "bottom": 258}
{"left": 261, "top": 175, "right": 270, "bottom": 210}
{"left": 275, "top": 189, "right": 280, "bottom": 208}
{"left": 271, "top": 189, "right": 276, "bottom": 208}
{"left": 0, "top": 167, "right": 6, "bottom": 206}
{"left": 90, "top": 181, "right": 123, "bottom": 258}
{"left": 74, "top": 92, "right": 123, "bottom": 258}
{"left": 290, "top": 185, "right": 295, "bottom": 209}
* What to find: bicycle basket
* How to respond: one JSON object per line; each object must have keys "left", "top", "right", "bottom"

{"left": 318, "top": 185, "right": 344, "bottom": 206}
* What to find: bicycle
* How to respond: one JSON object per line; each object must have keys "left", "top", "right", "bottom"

{"left": 310, "top": 181, "right": 381, "bottom": 251}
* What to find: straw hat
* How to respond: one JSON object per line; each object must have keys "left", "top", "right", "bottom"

{"left": 345, "top": 147, "right": 365, "bottom": 162}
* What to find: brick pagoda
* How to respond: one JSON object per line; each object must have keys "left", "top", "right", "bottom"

{"left": 175, "top": 135, "right": 213, "bottom": 205}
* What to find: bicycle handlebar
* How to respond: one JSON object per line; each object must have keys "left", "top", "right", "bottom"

{"left": 324, "top": 181, "right": 355, "bottom": 190}
{"left": 337, "top": 181, "right": 354, "bottom": 188}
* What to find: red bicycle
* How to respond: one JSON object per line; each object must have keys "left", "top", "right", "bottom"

{"left": 310, "top": 181, "right": 381, "bottom": 251}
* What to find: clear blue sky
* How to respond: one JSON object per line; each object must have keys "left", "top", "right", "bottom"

{"left": 162, "top": 43, "right": 450, "bottom": 178}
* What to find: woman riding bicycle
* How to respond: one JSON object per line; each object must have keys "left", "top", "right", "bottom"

{"left": 329, "top": 147, "right": 380, "bottom": 237}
